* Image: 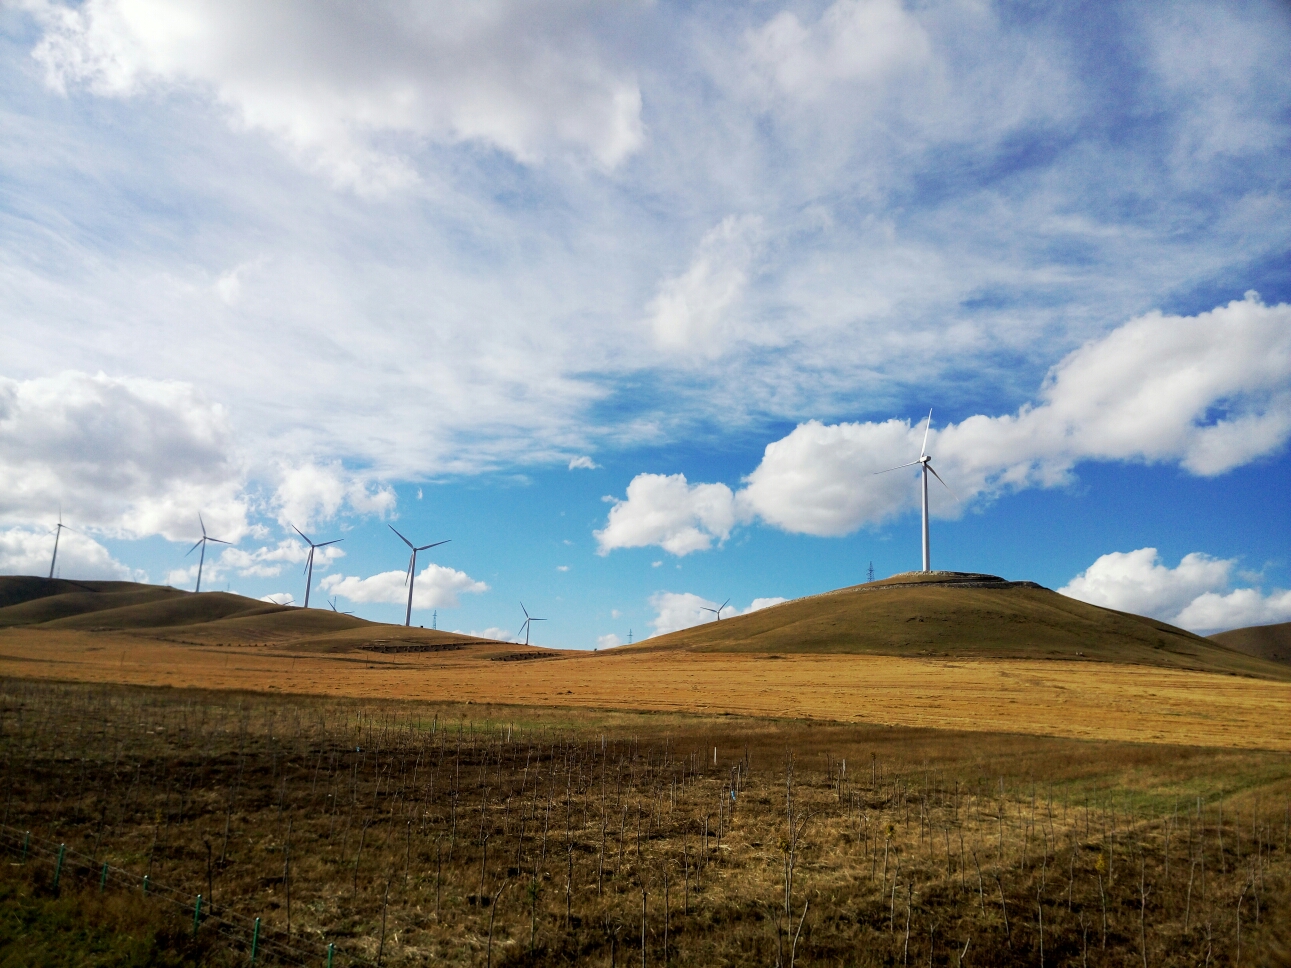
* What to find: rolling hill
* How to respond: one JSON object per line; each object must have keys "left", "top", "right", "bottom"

{"left": 0, "top": 576, "right": 513, "bottom": 653}
{"left": 621, "top": 571, "right": 1291, "bottom": 679}
{"left": 1210, "top": 622, "right": 1291, "bottom": 666}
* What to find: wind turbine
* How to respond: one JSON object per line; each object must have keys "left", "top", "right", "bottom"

{"left": 700, "top": 598, "right": 731, "bottom": 621}
{"left": 186, "top": 514, "right": 229, "bottom": 593}
{"left": 328, "top": 597, "right": 354, "bottom": 616}
{"left": 292, "top": 525, "right": 342, "bottom": 609}
{"left": 517, "top": 602, "right": 546, "bottom": 646}
{"left": 874, "top": 409, "right": 958, "bottom": 573}
{"left": 48, "top": 510, "right": 72, "bottom": 579}
{"left": 389, "top": 525, "right": 449, "bottom": 627}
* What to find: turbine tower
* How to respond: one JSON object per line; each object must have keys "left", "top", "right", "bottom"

{"left": 292, "top": 525, "right": 342, "bottom": 609}
{"left": 186, "top": 514, "right": 229, "bottom": 593}
{"left": 48, "top": 510, "right": 71, "bottom": 579}
{"left": 700, "top": 598, "right": 731, "bottom": 621}
{"left": 390, "top": 525, "right": 449, "bottom": 627}
{"left": 518, "top": 602, "right": 546, "bottom": 645}
{"left": 874, "top": 410, "right": 958, "bottom": 573}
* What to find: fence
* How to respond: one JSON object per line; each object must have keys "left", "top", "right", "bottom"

{"left": 0, "top": 824, "right": 370, "bottom": 967}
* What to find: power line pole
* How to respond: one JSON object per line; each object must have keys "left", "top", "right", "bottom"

{"left": 432, "top": 609, "right": 437, "bottom": 630}
{"left": 628, "top": 629, "right": 633, "bottom": 645}
{"left": 867, "top": 561, "right": 875, "bottom": 583}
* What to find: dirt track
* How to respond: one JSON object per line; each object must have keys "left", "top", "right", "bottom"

{"left": 3, "top": 628, "right": 1290, "bottom": 750}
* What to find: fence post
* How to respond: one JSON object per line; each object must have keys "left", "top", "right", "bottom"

{"left": 193, "top": 894, "right": 203, "bottom": 937}
{"left": 54, "top": 844, "right": 65, "bottom": 894}
{"left": 142, "top": 874, "right": 149, "bottom": 896}
{"left": 100, "top": 862, "right": 109, "bottom": 892}
{"left": 327, "top": 942, "right": 335, "bottom": 968}
{"left": 250, "top": 917, "right": 260, "bottom": 965}
{"left": 21, "top": 831, "right": 29, "bottom": 863}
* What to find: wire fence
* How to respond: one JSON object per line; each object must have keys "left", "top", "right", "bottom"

{"left": 0, "top": 824, "right": 371, "bottom": 967}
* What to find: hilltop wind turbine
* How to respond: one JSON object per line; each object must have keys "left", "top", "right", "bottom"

{"left": 518, "top": 602, "right": 546, "bottom": 645}
{"left": 292, "top": 525, "right": 342, "bottom": 609}
{"left": 389, "top": 525, "right": 449, "bottom": 627}
{"left": 48, "top": 510, "right": 72, "bottom": 579}
{"left": 186, "top": 514, "right": 229, "bottom": 593}
{"left": 874, "top": 410, "right": 959, "bottom": 573}
{"left": 700, "top": 598, "right": 731, "bottom": 621}
{"left": 328, "top": 597, "right": 354, "bottom": 616}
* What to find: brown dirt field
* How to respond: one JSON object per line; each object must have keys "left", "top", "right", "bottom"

{"left": 4, "top": 628, "right": 1291, "bottom": 751}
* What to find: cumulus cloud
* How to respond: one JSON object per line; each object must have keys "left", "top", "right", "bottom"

{"left": 648, "top": 591, "right": 716, "bottom": 636}
{"left": 272, "top": 461, "right": 395, "bottom": 530}
{"left": 596, "top": 473, "right": 740, "bottom": 556}
{"left": 471, "top": 627, "right": 513, "bottom": 642}
{"left": 569, "top": 456, "right": 599, "bottom": 470}
{"left": 260, "top": 592, "right": 295, "bottom": 605}
{"left": 321, "top": 562, "right": 488, "bottom": 609}
{"left": 0, "top": 371, "right": 248, "bottom": 541}
{"left": 0, "top": 526, "right": 138, "bottom": 580}
{"left": 602, "top": 294, "right": 1291, "bottom": 549}
{"left": 1059, "top": 548, "right": 1291, "bottom": 634}
{"left": 744, "top": 597, "right": 787, "bottom": 613}
{"left": 219, "top": 539, "right": 343, "bottom": 579}
{"left": 596, "top": 633, "right": 621, "bottom": 648}
{"left": 647, "top": 215, "right": 764, "bottom": 351}
{"left": 29, "top": 0, "right": 645, "bottom": 192}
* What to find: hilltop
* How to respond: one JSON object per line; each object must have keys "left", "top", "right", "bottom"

{"left": 1210, "top": 621, "right": 1291, "bottom": 666}
{"left": 620, "top": 571, "right": 1290, "bottom": 679}
{"left": 0, "top": 576, "right": 520, "bottom": 655}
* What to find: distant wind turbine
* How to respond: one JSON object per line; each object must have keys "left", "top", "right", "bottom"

{"left": 518, "top": 602, "right": 546, "bottom": 646}
{"left": 186, "top": 514, "right": 230, "bottom": 593}
{"left": 700, "top": 598, "right": 731, "bottom": 621}
{"left": 389, "top": 525, "right": 449, "bottom": 627}
{"left": 48, "top": 510, "right": 72, "bottom": 579}
{"left": 328, "top": 597, "right": 354, "bottom": 616}
{"left": 292, "top": 525, "right": 342, "bottom": 609}
{"left": 873, "top": 409, "right": 959, "bottom": 573}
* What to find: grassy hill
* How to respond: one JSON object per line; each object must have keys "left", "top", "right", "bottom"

{"left": 0, "top": 576, "right": 509, "bottom": 652}
{"left": 622, "top": 571, "right": 1290, "bottom": 679}
{"left": 1210, "top": 622, "right": 1291, "bottom": 666}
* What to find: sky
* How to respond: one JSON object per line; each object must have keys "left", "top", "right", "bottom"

{"left": 2, "top": 0, "right": 1289, "bottom": 648}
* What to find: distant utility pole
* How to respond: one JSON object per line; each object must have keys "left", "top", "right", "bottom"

{"left": 867, "top": 561, "right": 875, "bottom": 583}
{"left": 628, "top": 629, "right": 633, "bottom": 645}
{"left": 432, "top": 609, "right": 437, "bottom": 630}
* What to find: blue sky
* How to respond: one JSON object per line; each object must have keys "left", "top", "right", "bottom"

{"left": 2, "top": 0, "right": 1289, "bottom": 646}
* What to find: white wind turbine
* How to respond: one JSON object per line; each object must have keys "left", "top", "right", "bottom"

{"left": 186, "top": 514, "right": 230, "bottom": 593}
{"left": 517, "top": 602, "right": 546, "bottom": 646}
{"left": 48, "top": 509, "right": 72, "bottom": 579}
{"left": 874, "top": 410, "right": 959, "bottom": 573}
{"left": 292, "top": 525, "right": 342, "bottom": 609}
{"left": 700, "top": 598, "right": 731, "bottom": 621}
{"left": 390, "top": 525, "right": 449, "bottom": 627}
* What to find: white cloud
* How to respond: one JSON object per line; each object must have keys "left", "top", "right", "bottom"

{"left": 648, "top": 591, "right": 717, "bottom": 636}
{"left": 218, "top": 538, "right": 343, "bottom": 579}
{"left": 471, "top": 627, "right": 513, "bottom": 642}
{"left": 602, "top": 295, "right": 1291, "bottom": 548}
{"left": 260, "top": 592, "right": 295, "bottom": 605}
{"left": 29, "top": 0, "right": 644, "bottom": 192}
{"left": 595, "top": 473, "right": 740, "bottom": 556}
{"left": 1059, "top": 548, "right": 1291, "bottom": 634}
{"left": 321, "top": 562, "right": 488, "bottom": 609}
{"left": 596, "top": 633, "right": 621, "bottom": 648}
{"left": 568, "top": 456, "right": 599, "bottom": 470}
{"left": 556, "top": 565, "right": 569, "bottom": 572}
{"left": 272, "top": 461, "right": 395, "bottom": 531}
{"left": 0, "top": 372, "right": 248, "bottom": 541}
{"left": 745, "top": 0, "right": 931, "bottom": 103}
{"left": 647, "top": 215, "right": 764, "bottom": 352}
{"left": 610, "top": 608, "right": 621, "bottom": 619}
{"left": 0, "top": 526, "right": 138, "bottom": 580}
{"left": 744, "top": 597, "right": 787, "bottom": 614}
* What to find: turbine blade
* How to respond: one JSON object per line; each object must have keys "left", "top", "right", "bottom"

{"left": 518, "top": 621, "right": 529, "bottom": 637}
{"left": 920, "top": 409, "right": 932, "bottom": 458}
{"left": 199, "top": 513, "right": 207, "bottom": 537}
{"left": 389, "top": 524, "right": 414, "bottom": 549}
{"left": 720, "top": 598, "right": 730, "bottom": 610}
{"left": 926, "top": 462, "right": 961, "bottom": 502}
{"left": 417, "top": 539, "right": 450, "bottom": 551}
{"left": 292, "top": 524, "right": 311, "bottom": 545}
{"left": 208, "top": 537, "right": 230, "bottom": 545}
{"left": 872, "top": 460, "right": 921, "bottom": 475}
{"left": 303, "top": 547, "right": 314, "bottom": 574}
{"left": 185, "top": 539, "right": 203, "bottom": 556}
{"left": 521, "top": 602, "right": 530, "bottom": 619}
{"left": 318, "top": 538, "right": 343, "bottom": 547}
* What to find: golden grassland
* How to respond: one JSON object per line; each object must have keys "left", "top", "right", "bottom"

{"left": 3, "top": 680, "right": 1290, "bottom": 967}
{"left": 3, "top": 628, "right": 1291, "bottom": 751}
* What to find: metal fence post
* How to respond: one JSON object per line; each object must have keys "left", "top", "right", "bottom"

{"left": 193, "top": 894, "right": 203, "bottom": 937}
{"left": 53, "top": 844, "right": 65, "bottom": 893}
{"left": 142, "top": 874, "right": 149, "bottom": 895}
{"left": 100, "top": 862, "right": 109, "bottom": 892}
{"left": 250, "top": 917, "right": 260, "bottom": 965}
{"left": 327, "top": 942, "right": 335, "bottom": 968}
{"left": 21, "top": 831, "right": 29, "bottom": 863}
